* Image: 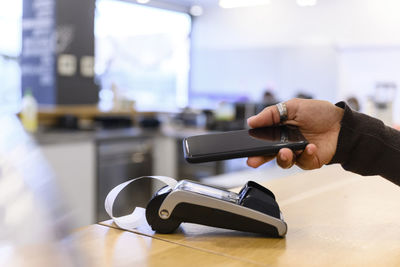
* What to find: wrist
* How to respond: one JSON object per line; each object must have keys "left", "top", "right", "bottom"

{"left": 328, "top": 102, "right": 350, "bottom": 165}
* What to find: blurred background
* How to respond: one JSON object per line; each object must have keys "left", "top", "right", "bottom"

{"left": 1, "top": 0, "right": 400, "bottom": 263}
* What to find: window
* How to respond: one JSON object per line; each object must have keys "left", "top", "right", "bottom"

{"left": 95, "top": 0, "right": 191, "bottom": 111}
{"left": 0, "top": 0, "right": 22, "bottom": 114}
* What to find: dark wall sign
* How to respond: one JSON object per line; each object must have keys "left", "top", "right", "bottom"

{"left": 21, "top": 0, "right": 56, "bottom": 104}
{"left": 21, "top": 0, "right": 98, "bottom": 105}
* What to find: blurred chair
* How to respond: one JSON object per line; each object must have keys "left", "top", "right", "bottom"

{"left": 295, "top": 92, "right": 314, "bottom": 99}
{"left": 255, "top": 89, "right": 279, "bottom": 114}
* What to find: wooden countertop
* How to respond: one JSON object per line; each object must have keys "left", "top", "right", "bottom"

{"left": 71, "top": 223, "right": 259, "bottom": 267}
{"left": 68, "top": 166, "right": 400, "bottom": 266}
{"left": 38, "top": 105, "right": 158, "bottom": 118}
{"left": 36, "top": 104, "right": 157, "bottom": 126}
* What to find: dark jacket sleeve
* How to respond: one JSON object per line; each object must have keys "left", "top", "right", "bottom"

{"left": 329, "top": 102, "right": 400, "bottom": 186}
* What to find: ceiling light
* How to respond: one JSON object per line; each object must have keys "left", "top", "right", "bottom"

{"left": 137, "top": 0, "right": 150, "bottom": 4}
{"left": 296, "top": 0, "right": 317, "bottom": 7}
{"left": 190, "top": 5, "right": 203, "bottom": 16}
{"left": 219, "top": 0, "right": 271, "bottom": 9}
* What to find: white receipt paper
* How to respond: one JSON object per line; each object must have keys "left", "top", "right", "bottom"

{"left": 104, "top": 176, "right": 177, "bottom": 231}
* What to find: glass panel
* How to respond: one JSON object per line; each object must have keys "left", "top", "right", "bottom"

{"left": 95, "top": 0, "right": 191, "bottom": 111}
{"left": 177, "top": 180, "right": 239, "bottom": 203}
{"left": 0, "top": 0, "right": 22, "bottom": 114}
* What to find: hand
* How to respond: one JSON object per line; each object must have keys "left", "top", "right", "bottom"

{"left": 247, "top": 98, "right": 344, "bottom": 170}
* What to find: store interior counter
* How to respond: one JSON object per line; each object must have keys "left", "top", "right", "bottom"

{"left": 75, "top": 165, "right": 400, "bottom": 267}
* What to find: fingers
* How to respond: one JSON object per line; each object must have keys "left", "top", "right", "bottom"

{"left": 295, "top": 144, "right": 321, "bottom": 170}
{"left": 247, "top": 149, "right": 297, "bottom": 169}
{"left": 247, "top": 144, "right": 321, "bottom": 170}
{"left": 247, "top": 155, "right": 275, "bottom": 168}
{"left": 276, "top": 148, "right": 296, "bottom": 169}
{"left": 247, "top": 99, "right": 299, "bottom": 128}
{"left": 270, "top": 144, "right": 321, "bottom": 170}
{"left": 247, "top": 105, "right": 281, "bottom": 128}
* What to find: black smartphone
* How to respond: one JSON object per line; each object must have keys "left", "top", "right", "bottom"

{"left": 183, "top": 125, "right": 308, "bottom": 163}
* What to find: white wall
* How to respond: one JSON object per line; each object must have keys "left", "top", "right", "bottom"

{"left": 190, "top": 46, "right": 338, "bottom": 102}
{"left": 338, "top": 47, "right": 400, "bottom": 124}
{"left": 192, "top": 0, "right": 400, "bottom": 49}
{"left": 190, "top": 0, "right": 400, "bottom": 107}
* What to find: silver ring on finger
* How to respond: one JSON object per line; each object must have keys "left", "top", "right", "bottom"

{"left": 276, "top": 102, "right": 288, "bottom": 123}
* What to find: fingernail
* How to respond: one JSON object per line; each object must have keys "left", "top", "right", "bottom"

{"left": 307, "top": 147, "right": 313, "bottom": 155}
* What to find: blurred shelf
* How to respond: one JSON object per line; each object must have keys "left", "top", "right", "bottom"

{"left": 36, "top": 104, "right": 156, "bottom": 126}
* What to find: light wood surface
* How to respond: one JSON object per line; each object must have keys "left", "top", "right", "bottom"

{"left": 98, "top": 165, "right": 400, "bottom": 267}
{"left": 38, "top": 105, "right": 132, "bottom": 118}
{"left": 35, "top": 105, "right": 156, "bottom": 126}
{"left": 70, "top": 224, "right": 259, "bottom": 267}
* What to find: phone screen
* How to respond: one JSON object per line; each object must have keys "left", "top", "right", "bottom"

{"left": 184, "top": 126, "right": 308, "bottom": 162}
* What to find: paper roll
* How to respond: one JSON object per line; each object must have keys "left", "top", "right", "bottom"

{"left": 104, "top": 176, "right": 177, "bottom": 230}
